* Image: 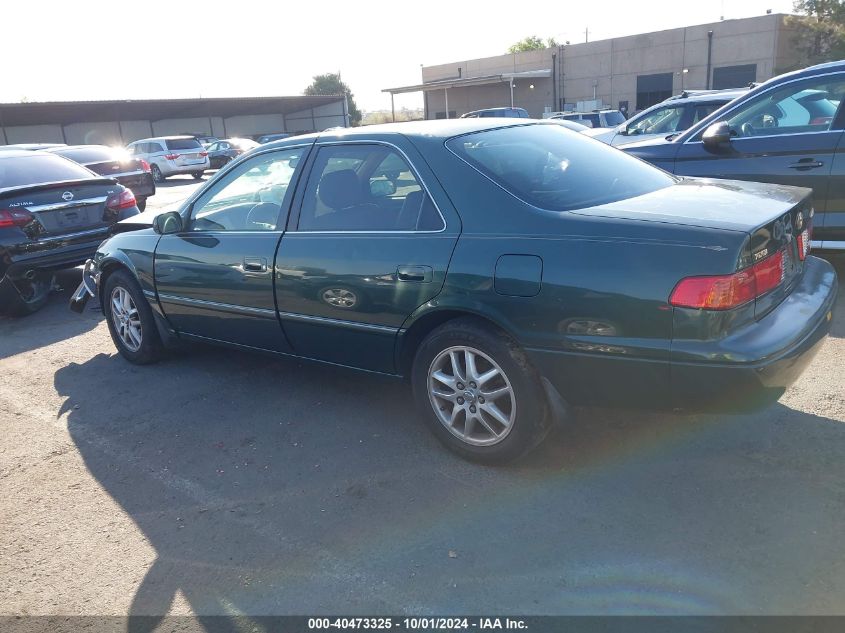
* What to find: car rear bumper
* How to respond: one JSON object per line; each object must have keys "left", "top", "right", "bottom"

{"left": 669, "top": 255, "right": 837, "bottom": 411}
{"left": 1, "top": 231, "right": 111, "bottom": 280}
{"left": 527, "top": 256, "right": 837, "bottom": 412}
{"left": 162, "top": 159, "right": 210, "bottom": 175}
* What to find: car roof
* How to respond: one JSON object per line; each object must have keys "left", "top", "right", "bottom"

{"left": 129, "top": 135, "right": 197, "bottom": 143}
{"left": 0, "top": 149, "right": 45, "bottom": 159}
{"left": 261, "top": 119, "right": 550, "bottom": 150}
{"left": 666, "top": 88, "right": 750, "bottom": 103}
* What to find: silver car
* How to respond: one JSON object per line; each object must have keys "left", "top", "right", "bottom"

{"left": 126, "top": 136, "right": 210, "bottom": 182}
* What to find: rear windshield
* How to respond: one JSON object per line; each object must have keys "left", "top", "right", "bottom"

{"left": 165, "top": 138, "right": 203, "bottom": 150}
{"left": 446, "top": 124, "right": 676, "bottom": 211}
{"left": 53, "top": 146, "right": 121, "bottom": 164}
{"left": 0, "top": 153, "right": 94, "bottom": 189}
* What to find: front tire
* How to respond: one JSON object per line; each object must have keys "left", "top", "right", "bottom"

{"left": 103, "top": 269, "right": 163, "bottom": 364}
{"left": 411, "top": 318, "right": 551, "bottom": 464}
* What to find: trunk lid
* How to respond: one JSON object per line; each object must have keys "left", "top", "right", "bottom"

{"left": 577, "top": 177, "right": 814, "bottom": 319}
{"left": 1, "top": 178, "right": 122, "bottom": 238}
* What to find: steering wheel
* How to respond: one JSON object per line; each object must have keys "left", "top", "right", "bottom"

{"left": 740, "top": 122, "right": 756, "bottom": 137}
{"left": 246, "top": 202, "right": 279, "bottom": 230}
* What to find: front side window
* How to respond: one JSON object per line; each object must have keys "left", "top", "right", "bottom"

{"left": 297, "top": 144, "right": 443, "bottom": 232}
{"left": 627, "top": 105, "right": 685, "bottom": 135}
{"left": 189, "top": 148, "right": 304, "bottom": 232}
{"left": 602, "top": 111, "right": 626, "bottom": 127}
{"left": 725, "top": 77, "right": 845, "bottom": 138}
{"left": 446, "top": 124, "right": 676, "bottom": 211}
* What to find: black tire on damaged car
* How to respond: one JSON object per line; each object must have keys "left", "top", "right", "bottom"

{"left": 411, "top": 317, "right": 552, "bottom": 464}
{"left": 192, "top": 171, "right": 204, "bottom": 180}
{"left": 102, "top": 269, "right": 164, "bottom": 365}
{"left": 0, "top": 272, "right": 54, "bottom": 316}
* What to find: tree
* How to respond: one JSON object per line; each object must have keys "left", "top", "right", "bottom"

{"left": 507, "top": 36, "right": 558, "bottom": 54}
{"left": 303, "top": 72, "right": 362, "bottom": 126}
{"left": 789, "top": 0, "right": 845, "bottom": 67}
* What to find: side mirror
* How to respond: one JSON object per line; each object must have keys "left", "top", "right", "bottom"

{"left": 702, "top": 121, "right": 733, "bottom": 152}
{"left": 369, "top": 179, "right": 397, "bottom": 197}
{"left": 153, "top": 211, "right": 183, "bottom": 235}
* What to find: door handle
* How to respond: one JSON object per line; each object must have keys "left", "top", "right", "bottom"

{"left": 397, "top": 265, "right": 432, "bottom": 283}
{"left": 243, "top": 257, "right": 268, "bottom": 273}
{"left": 788, "top": 159, "right": 825, "bottom": 170}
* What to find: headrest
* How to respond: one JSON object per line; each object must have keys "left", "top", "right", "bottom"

{"left": 318, "top": 169, "right": 359, "bottom": 210}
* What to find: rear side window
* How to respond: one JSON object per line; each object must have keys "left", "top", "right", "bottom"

{"left": 165, "top": 138, "right": 202, "bottom": 150}
{"left": 446, "top": 124, "right": 676, "bottom": 211}
{"left": 0, "top": 154, "right": 94, "bottom": 189}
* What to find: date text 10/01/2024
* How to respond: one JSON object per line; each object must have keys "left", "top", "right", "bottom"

{"left": 307, "top": 618, "right": 529, "bottom": 630}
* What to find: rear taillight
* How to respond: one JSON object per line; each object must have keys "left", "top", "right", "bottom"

{"left": 106, "top": 189, "right": 137, "bottom": 211}
{"left": 0, "top": 208, "right": 34, "bottom": 228}
{"left": 670, "top": 249, "right": 785, "bottom": 310}
{"left": 164, "top": 153, "right": 179, "bottom": 160}
{"left": 796, "top": 225, "right": 812, "bottom": 261}
{"left": 199, "top": 151, "right": 208, "bottom": 157}
{"left": 139, "top": 159, "right": 151, "bottom": 172}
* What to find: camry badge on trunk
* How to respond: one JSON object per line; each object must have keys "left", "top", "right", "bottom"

{"left": 796, "top": 211, "right": 804, "bottom": 231}
{"left": 61, "top": 191, "right": 74, "bottom": 201}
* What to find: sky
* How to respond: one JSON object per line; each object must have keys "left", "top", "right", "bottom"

{"left": 3, "top": 0, "right": 796, "bottom": 112}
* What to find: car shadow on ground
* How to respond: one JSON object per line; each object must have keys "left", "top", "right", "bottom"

{"left": 53, "top": 344, "right": 845, "bottom": 621}
{"left": 0, "top": 268, "right": 101, "bottom": 359}
{"left": 827, "top": 254, "right": 845, "bottom": 338}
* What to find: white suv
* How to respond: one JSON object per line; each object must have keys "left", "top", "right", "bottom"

{"left": 126, "top": 136, "right": 210, "bottom": 182}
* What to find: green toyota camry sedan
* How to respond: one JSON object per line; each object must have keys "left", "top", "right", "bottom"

{"left": 70, "top": 120, "right": 838, "bottom": 463}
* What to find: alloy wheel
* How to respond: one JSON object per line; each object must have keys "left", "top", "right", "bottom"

{"left": 427, "top": 345, "right": 516, "bottom": 446}
{"left": 110, "top": 286, "right": 143, "bottom": 352}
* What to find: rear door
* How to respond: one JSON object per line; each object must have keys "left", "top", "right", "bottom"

{"left": 673, "top": 73, "right": 845, "bottom": 238}
{"left": 275, "top": 140, "right": 459, "bottom": 373}
{"left": 153, "top": 146, "right": 310, "bottom": 351}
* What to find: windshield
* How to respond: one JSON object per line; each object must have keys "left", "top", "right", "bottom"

{"left": 446, "top": 124, "right": 675, "bottom": 211}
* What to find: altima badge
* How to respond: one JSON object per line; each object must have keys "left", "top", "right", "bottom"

{"left": 61, "top": 191, "right": 74, "bottom": 201}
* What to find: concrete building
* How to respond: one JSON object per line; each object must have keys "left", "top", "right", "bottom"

{"left": 384, "top": 13, "right": 804, "bottom": 119}
{"left": 0, "top": 95, "right": 348, "bottom": 146}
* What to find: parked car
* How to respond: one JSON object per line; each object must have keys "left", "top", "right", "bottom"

{"left": 206, "top": 138, "right": 259, "bottom": 169}
{"left": 460, "top": 107, "right": 529, "bottom": 118}
{"left": 191, "top": 134, "right": 220, "bottom": 147}
{"left": 45, "top": 145, "right": 155, "bottom": 211}
{"left": 587, "top": 88, "right": 750, "bottom": 146}
{"left": 70, "top": 120, "right": 837, "bottom": 463}
{"left": 550, "top": 109, "right": 626, "bottom": 129}
{"left": 539, "top": 119, "right": 591, "bottom": 133}
{"left": 1, "top": 150, "right": 139, "bottom": 315}
{"left": 255, "top": 133, "right": 293, "bottom": 144}
{"left": 125, "top": 136, "right": 209, "bottom": 183}
{"left": 0, "top": 143, "right": 67, "bottom": 151}
{"left": 622, "top": 59, "right": 845, "bottom": 251}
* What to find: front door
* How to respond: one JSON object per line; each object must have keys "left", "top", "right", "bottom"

{"left": 673, "top": 74, "right": 845, "bottom": 238}
{"left": 275, "top": 140, "right": 460, "bottom": 373}
{"left": 154, "top": 146, "right": 310, "bottom": 352}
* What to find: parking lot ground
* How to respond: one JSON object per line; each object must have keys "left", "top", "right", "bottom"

{"left": 1, "top": 178, "right": 844, "bottom": 615}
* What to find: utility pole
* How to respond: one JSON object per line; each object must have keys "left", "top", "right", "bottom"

{"left": 585, "top": 27, "right": 589, "bottom": 43}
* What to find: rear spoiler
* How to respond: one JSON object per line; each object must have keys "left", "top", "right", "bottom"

{"left": 0, "top": 177, "right": 119, "bottom": 198}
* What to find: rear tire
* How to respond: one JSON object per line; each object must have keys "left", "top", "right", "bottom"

{"left": 411, "top": 317, "right": 551, "bottom": 464}
{"left": 0, "top": 273, "right": 53, "bottom": 316}
{"left": 136, "top": 197, "right": 147, "bottom": 212}
{"left": 151, "top": 164, "right": 164, "bottom": 183}
{"left": 103, "top": 269, "right": 164, "bottom": 364}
